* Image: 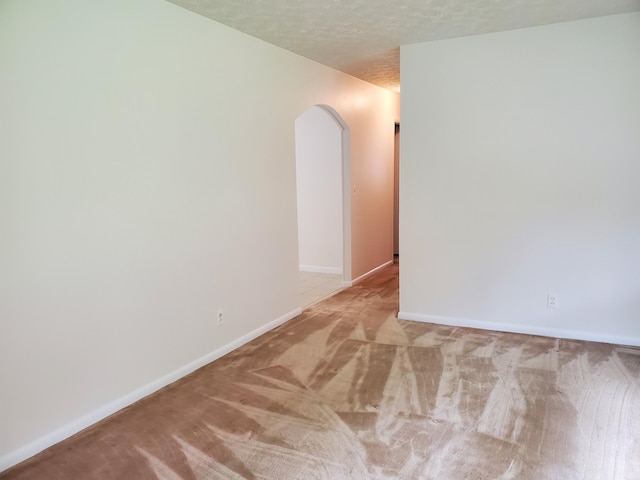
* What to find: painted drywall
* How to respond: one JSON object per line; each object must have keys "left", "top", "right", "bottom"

{"left": 400, "top": 13, "right": 640, "bottom": 345}
{"left": 295, "top": 106, "right": 343, "bottom": 274}
{"left": 0, "top": 0, "right": 399, "bottom": 468}
{"left": 350, "top": 95, "right": 396, "bottom": 280}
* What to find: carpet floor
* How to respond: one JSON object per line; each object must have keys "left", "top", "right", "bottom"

{"left": 2, "top": 263, "right": 639, "bottom": 479}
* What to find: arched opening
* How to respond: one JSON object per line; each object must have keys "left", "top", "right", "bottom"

{"left": 295, "top": 105, "right": 351, "bottom": 306}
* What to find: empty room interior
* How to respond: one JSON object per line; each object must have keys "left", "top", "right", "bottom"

{"left": 1, "top": 0, "right": 639, "bottom": 478}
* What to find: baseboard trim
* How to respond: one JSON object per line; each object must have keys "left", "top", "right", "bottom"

{"left": 299, "top": 265, "right": 343, "bottom": 275}
{"left": 351, "top": 260, "right": 393, "bottom": 286}
{"left": 0, "top": 307, "right": 302, "bottom": 474}
{"left": 397, "top": 311, "right": 640, "bottom": 347}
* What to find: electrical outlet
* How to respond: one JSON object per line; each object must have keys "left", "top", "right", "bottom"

{"left": 217, "top": 309, "right": 224, "bottom": 325}
{"left": 547, "top": 294, "right": 558, "bottom": 309}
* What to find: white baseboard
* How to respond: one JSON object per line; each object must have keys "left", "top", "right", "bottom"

{"left": 299, "top": 265, "right": 343, "bottom": 275}
{"left": 351, "top": 260, "right": 393, "bottom": 286}
{"left": 397, "top": 312, "right": 640, "bottom": 347}
{"left": 0, "top": 307, "right": 302, "bottom": 474}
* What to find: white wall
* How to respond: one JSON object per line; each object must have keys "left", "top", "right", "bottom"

{"left": 0, "top": 0, "right": 399, "bottom": 468}
{"left": 400, "top": 13, "right": 640, "bottom": 346}
{"left": 295, "top": 106, "right": 343, "bottom": 274}
{"left": 350, "top": 95, "right": 397, "bottom": 280}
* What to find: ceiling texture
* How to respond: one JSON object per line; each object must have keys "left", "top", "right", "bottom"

{"left": 168, "top": 0, "right": 640, "bottom": 92}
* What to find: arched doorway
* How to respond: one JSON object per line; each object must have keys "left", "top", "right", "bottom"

{"left": 295, "top": 105, "right": 350, "bottom": 306}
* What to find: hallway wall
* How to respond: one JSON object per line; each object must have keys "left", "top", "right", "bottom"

{"left": 0, "top": 0, "right": 399, "bottom": 468}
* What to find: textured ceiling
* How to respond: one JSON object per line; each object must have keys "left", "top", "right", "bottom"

{"left": 167, "top": 0, "right": 640, "bottom": 91}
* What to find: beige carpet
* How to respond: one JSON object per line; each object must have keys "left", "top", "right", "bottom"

{"left": 2, "top": 263, "right": 640, "bottom": 479}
